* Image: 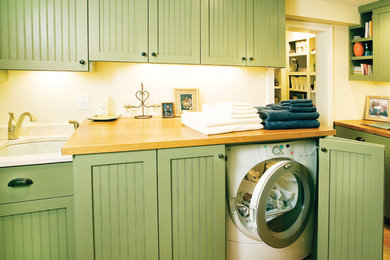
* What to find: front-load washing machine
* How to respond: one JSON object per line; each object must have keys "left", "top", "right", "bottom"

{"left": 226, "top": 139, "right": 317, "bottom": 260}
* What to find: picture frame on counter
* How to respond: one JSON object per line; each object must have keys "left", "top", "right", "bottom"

{"left": 365, "top": 96, "right": 390, "bottom": 122}
{"left": 173, "top": 88, "right": 199, "bottom": 116}
{"left": 161, "top": 102, "right": 175, "bottom": 118}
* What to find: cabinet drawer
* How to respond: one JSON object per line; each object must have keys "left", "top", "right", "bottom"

{"left": 0, "top": 162, "right": 73, "bottom": 204}
{"left": 335, "top": 126, "right": 390, "bottom": 158}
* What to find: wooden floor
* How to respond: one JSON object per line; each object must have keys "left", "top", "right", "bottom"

{"left": 385, "top": 225, "right": 390, "bottom": 260}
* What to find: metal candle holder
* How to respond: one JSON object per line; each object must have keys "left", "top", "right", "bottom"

{"left": 124, "top": 83, "right": 160, "bottom": 119}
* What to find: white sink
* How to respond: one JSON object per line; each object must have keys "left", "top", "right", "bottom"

{"left": 0, "top": 140, "right": 66, "bottom": 157}
{"left": 0, "top": 137, "right": 72, "bottom": 167}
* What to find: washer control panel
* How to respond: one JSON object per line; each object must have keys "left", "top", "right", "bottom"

{"left": 257, "top": 142, "right": 316, "bottom": 160}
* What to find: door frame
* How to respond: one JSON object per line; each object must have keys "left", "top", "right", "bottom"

{"left": 284, "top": 20, "right": 334, "bottom": 128}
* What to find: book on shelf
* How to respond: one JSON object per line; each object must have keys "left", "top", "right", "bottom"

{"left": 365, "top": 21, "right": 373, "bottom": 38}
{"left": 357, "top": 63, "right": 372, "bottom": 75}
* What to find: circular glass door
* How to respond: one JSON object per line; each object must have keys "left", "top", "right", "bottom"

{"left": 249, "top": 160, "right": 314, "bottom": 248}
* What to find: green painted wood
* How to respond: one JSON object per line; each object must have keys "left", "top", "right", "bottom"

{"left": 149, "top": 0, "right": 201, "bottom": 64}
{"left": 359, "top": 0, "right": 390, "bottom": 13}
{"left": 89, "top": 0, "right": 148, "bottom": 62}
{"left": 0, "top": 162, "right": 73, "bottom": 204}
{"left": 158, "top": 145, "right": 226, "bottom": 260}
{"left": 335, "top": 126, "right": 390, "bottom": 158}
{"left": 246, "top": 0, "right": 285, "bottom": 68}
{"left": 73, "top": 150, "right": 158, "bottom": 260}
{"left": 318, "top": 136, "right": 384, "bottom": 260}
{"left": 373, "top": 5, "right": 390, "bottom": 81}
{"left": 335, "top": 125, "right": 390, "bottom": 221}
{"left": 201, "top": 0, "right": 246, "bottom": 66}
{"left": 0, "top": 196, "right": 75, "bottom": 260}
{"left": 0, "top": 0, "right": 88, "bottom": 71}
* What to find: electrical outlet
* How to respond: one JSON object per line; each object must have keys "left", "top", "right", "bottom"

{"left": 77, "top": 95, "right": 89, "bottom": 110}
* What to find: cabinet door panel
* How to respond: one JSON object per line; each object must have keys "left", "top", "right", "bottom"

{"left": 0, "top": 0, "right": 88, "bottom": 71}
{"left": 149, "top": 0, "right": 200, "bottom": 64}
{"left": 158, "top": 145, "right": 225, "bottom": 260}
{"left": 246, "top": 0, "right": 285, "bottom": 67}
{"left": 201, "top": 0, "right": 246, "bottom": 66}
{"left": 0, "top": 197, "right": 75, "bottom": 260}
{"left": 73, "top": 151, "right": 158, "bottom": 260}
{"left": 89, "top": 0, "right": 148, "bottom": 62}
{"left": 373, "top": 6, "right": 390, "bottom": 81}
{"left": 318, "top": 137, "right": 384, "bottom": 260}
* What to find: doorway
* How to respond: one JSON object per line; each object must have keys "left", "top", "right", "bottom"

{"left": 273, "top": 21, "right": 334, "bottom": 128}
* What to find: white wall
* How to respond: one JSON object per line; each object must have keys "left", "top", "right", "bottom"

{"left": 0, "top": 63, "right": 271, "bottom": 125}
{"left": 286, "top": 0, "right": 360, "bottom": 25}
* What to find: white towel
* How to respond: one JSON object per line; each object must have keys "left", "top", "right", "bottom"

{"left": 181, "top": 111, "right": 263, "bottom": 135}
{"left": 181, "top": 111, "right": 261, "bottom": 128}
{"left": 182, "top": 119, "right": 263, "bottom": 135}
{"left": 216, "top": 102, "right": 253, "bottom": 108}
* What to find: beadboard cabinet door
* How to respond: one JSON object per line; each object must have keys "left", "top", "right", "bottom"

{"left": 73, "top": 150, "right": 159, "bottom": 260}
{"left": 201, "top": 0, "right": 247, "bottom": 66}
{"left": 89, "top": 0, "right": 148, "bottom": 62}
{"left": 318, "top": 137, "right": 384, "bottom": 260}
{"left": 373, "top": 5, "right": 390, "bottom": 81}
{"left": 246, "top": 0, "right": 285, "bottom": 67}
{"left": 149, "top": 0, "right": 201, "bottom": 64}
{"left": 158, "top": 145, "right": 226, "bottom": 260}
{"left": 0, "top": 197, "right": 75, "bottom": 260}
{"left": 0, "top": 0, "right": 88, "bottom": 71}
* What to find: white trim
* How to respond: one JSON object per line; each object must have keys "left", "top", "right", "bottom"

{"left": 286, "top": 20, "right": 334, "bottom": 128}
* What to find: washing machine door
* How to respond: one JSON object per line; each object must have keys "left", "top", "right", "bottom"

{"left": 249, "top": 160, "right": 314, "bottom": 248}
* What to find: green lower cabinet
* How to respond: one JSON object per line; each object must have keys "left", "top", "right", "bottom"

{"left": 0, "top": 197, "right": 75, "bottom": 260}
{"left": 73, "top": 145, "right": 226, "bottom": 260}
{"left": 158, "top": 145, "right": 226, "bottom": 260}
{"left": 318, "top": 137, "right": 384, "bottom": 260}
{"left": 73, "top": 150, "right": 159, "bottom": 260}
{"left": 335, "top": 125, "right": 390, "bottom": 221}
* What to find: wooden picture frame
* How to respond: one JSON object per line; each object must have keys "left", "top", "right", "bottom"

{"left": 161, "top": 102, "right": 175, "bottom": 118}
{"left": 173, "top": 88, "right": 199, "bottom": 116}
{"left": 364, "top": 96, "right": 390, "bottom": 122}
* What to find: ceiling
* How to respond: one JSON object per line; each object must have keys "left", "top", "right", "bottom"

{"left": 321, "top": 0, "right": 377, "bottom": 6}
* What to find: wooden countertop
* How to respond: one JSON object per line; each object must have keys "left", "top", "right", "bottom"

{"left": 62, "top": 117, "right": 336, "bottom": 155}
{"left": 334, "top": 119, "right": 390, "bottom": 138}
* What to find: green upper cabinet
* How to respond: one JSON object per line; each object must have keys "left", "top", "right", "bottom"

{"left": 0, "top": 0, "right": 88, "bottom": 71}
{"left": 246, "top": 0, "right": 285, "bottom": 67}
{"left": 89, "top": 0, "right": 148, "bottom": 62}
{"left": 200, "top": 0, "right": 246, "bottom": 66}
{"left": 373, "top": 5, "right": 390, "bottom": 81}
{"left": 149, "top": 0, "right": 201, "bottom": 64}
{"left": 201, "top": 0, "right": 285, "bottom": 67}
{"left": 158, "top": 145, "right": 226, "bottom": 260}
{"left": 89, "top": 0, "right": 200, "bottom": 64}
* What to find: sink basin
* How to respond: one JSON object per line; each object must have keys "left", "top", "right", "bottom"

{"left": 0, "top": 138, "right": 72, "bottom": 167}
{"left": 0, "top": 140, "right": 66, "bottom": 157}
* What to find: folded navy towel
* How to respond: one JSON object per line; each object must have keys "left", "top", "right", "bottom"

{"left": 281, "top": 99, "right": 313, "bottom": 104}
{"left": 281, "top": 102, "right": 313, "bottom": 107}
{"left": 257, "top": 109, "right": 319, "bottom": 121}
{"left": 262, "top": 104, "right": 317, "bottom": 113}
{"left": 262, "top": 120, "right": 320, "bottom": 130}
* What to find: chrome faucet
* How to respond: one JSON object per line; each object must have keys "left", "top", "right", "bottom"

{"left": 8, "top": 112, "right": 37, "bottom": 140}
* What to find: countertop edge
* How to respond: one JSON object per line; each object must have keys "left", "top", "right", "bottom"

{"left": 334, "top": 120, "right": 390, "bottom": 138}
{"left": 62, "top": 128, "right": 336, "bottom": 156}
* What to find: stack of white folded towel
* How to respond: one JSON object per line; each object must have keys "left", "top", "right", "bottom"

{"left": 181, "top": 102, "right": 263, "bottom": 135}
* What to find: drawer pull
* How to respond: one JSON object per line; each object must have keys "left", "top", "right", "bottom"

{"left": 356, "top": 137, "right": 365, "bottom": 142}
{"left": 8, "top": 178, "right": 33, "bottom": 187}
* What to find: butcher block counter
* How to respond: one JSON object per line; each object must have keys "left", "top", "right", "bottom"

{"left": 62, "top": 117, "right": 335, "bottom": 155}
{"left": 334, "top": 119, "right": 390, "bottom": 138}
